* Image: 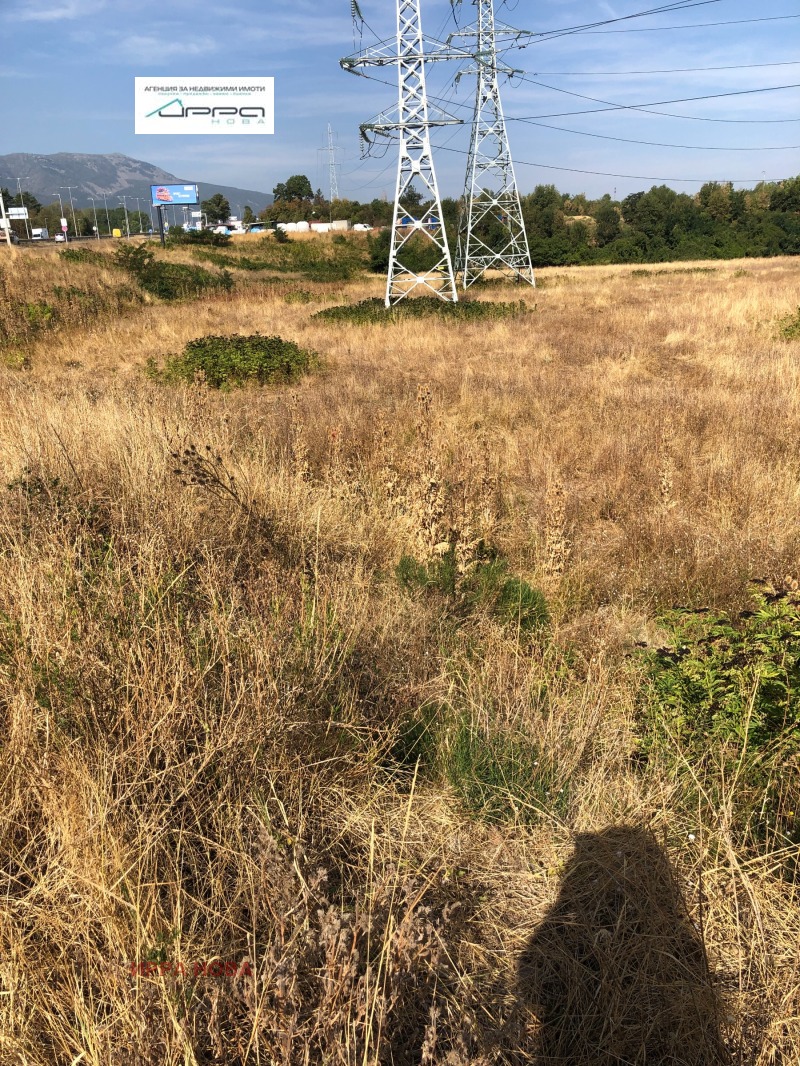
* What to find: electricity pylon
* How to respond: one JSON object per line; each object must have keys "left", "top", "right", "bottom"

{"left": 342, "top": 1, "right": 463, "bottom": 306}
{"left": 326, "top": 124, "right": 340, "bottom": 201}
{"left": 455, "top": 0, "right": 534, "bottom": 288}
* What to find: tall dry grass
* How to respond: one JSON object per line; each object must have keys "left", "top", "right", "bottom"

{"left": 0, "top": 243, "right": 798, "bottom": 1064}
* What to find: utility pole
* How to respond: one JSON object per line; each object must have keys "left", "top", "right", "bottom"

{"left": 16, "top": 178, "right": 31, "bottom": 240}
{"left": 54, "top": 191, "right": 68, "bottom": 242}
{"left": 327, "top": 124, "right": 340, "bottom": 202}
{"left": 342, "top": 0, "right": 463, "bottom": 306}
{"left": 119, "top": 196, "right": 131, "bottom": 238}
{"left": 456, "top": 0, "right": 534, "bottom": 288}
{"left": 87, "top": 196, "right": 100, "bottom": 239}
{"left": 102, "top": 192, "right": 111, "bottom": 235}
{"left": 60, "top": 186, "right": 80, "bottom": 240}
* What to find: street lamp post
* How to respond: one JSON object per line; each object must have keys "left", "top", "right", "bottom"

{"left": 16, "top": 178, "right": 31, "bottom": 240}
{"left": 87, "top": 196, "right": 100, "bottom": 240}
{"left": 60, "top": 186, "right": 79, "bottom": 240}
{"left": 54, "top": 192, "right": 68, "bottom": 242}
{"left": 134, "top": 198, "right": 144, "bottom": 234}
{"left": 102, "top": 192, "right": 111, "bottom": 235}
{"left": 118, "top": 197, "right": 131, "bottom": 238}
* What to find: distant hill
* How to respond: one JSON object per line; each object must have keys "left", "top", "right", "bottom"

{"left": 0, "top": 153, "right": 273, "bottom": 214}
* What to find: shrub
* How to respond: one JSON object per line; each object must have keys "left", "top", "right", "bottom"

{"left": 779, "top": 307, "right": 800, "bottom": 340}
{"left": 150, "top": 332, "right": 317, "bottom": 389}
{"left": 315, "top": 296, "right": 528, "bottom": 325}
{"left": 168, "top": 229, "right": 232, "bottom": 248}
{"left": 640, "top": 581, "right": 800, "bottom": 849}
{"left": 114, "top": 243, "right": 232, "bottom": 300}
{"left": 60, "top": 247, "right": 105, "bottom": 265}
{"left": 23, "top": 301, "right": 56, "bottom": 330}
{"left": 462, "top": 558, "right": 550, "bottom": 635}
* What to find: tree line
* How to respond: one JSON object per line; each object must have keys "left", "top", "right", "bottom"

{"left": 4, "top": 174, "right": 799, "bottom": 264}
{"left": 266, "top": 173, "right": 800, "bottom": 265}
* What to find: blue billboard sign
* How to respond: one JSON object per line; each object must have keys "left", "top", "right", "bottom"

{"left": 150, "top": 183, "right": 200, "bottom": 206}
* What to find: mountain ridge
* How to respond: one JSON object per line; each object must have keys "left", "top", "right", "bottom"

{"left": 0, "top": 152, "right": 273, "bottom": 213}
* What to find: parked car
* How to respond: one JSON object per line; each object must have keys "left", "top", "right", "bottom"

{"left": 54, "top": 233, "right": 66, "bottom": 243}
{"left": 353, "top": 223, "right": 373, "bottom": 232}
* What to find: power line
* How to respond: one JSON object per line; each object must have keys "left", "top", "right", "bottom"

{"left": 513, "top": 0, "right": 729, "bottom": 44}
{"left": 511, "top": 77, "right": 800, "bottom": 121}
{"left": 514, "top": 118, "right": 800, "bottom": 151}
{"left": 523, "top": 60, "right": 800, "bottom": 76}
{"left": 433, "top": 141, "right": 793, "bottom": 184}
{"left": 563, "top": 12, "right": 800, "bottom": 34}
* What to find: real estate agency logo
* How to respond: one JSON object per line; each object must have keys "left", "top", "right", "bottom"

{"left": 135, "top": 78, "right": 274, "bottom": 135}
{"left": 145, "top": 97, "right": 268, "bottom": 127}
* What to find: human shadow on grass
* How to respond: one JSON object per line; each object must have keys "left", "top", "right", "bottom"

{"left": 516, "top": 826, "right": 731, "bottom": 1065}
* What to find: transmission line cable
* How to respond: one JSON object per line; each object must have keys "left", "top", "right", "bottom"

{"left": 513, "top": 119, "right": 800, "bottom": 150}
{"left": 524, "top": 60, "right": 800, "bottom": 76}
{"left": 565, "top": 12, "right": 800, "bottom": 33}
{"left": 434, "top": 141, "right": 794, "bottom": 183}
{"left": 510, "top": 77, "right": 800, "bottom": 120}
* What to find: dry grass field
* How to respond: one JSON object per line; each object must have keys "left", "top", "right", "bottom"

{"left": 0, "top": 238, "right": 799, "bottom": 1065}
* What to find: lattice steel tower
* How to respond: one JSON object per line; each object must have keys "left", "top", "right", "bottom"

{"left": 456, "top": 0, "right": 534, "bottom": 288}
{"left": 326, "top": 124, "right": 340, "bottom": 202}
{"left": 342, "top": 1, "right": 460, "bottom": 305}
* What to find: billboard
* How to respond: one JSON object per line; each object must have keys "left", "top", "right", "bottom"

{"left": 135, "top": 78, "right": 274, "bottom": 135}
{"left": 151, "top": 184, "right": 200, "bottom": 207}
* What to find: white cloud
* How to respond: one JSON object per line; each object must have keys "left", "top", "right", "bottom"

{"left": 15, "top": 0, "right": 106, "bottom": 20}
{"left": 113, "top": 34, "right": 219, "bottom": 64}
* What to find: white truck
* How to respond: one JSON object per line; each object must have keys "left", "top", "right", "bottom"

{"left": 31, "top": 227, "right": 50, "bottom": 241}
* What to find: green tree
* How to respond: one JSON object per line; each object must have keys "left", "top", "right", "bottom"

{"left": 201, "top": 192, "right": 231, "bottom": 224}
{"left": 242, "top": 205, "right": 255, "bottom": 225}
{"left": 273, "top": 175, "right": 314, "bottom": 202}
{"left": 594, "top": 198, "right": 621, "bottom": 246}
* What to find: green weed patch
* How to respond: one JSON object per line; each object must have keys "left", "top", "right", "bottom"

{"left": 640, "top": 581, "right": 800, "bottom": 851}
{"left": 148, "top": 332, "right": 317, "bottom": 389}
{"left": 114, "top": 244, "right": 232, "bottom": 300}
{"left": 315, "top": 296, "right": 528, "bottom": 325}
{"left": 779, "top": 307, "right": 800, "bottom": 340}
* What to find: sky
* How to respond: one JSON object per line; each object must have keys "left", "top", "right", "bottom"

{"left": 2, "top": 0, "right": 799, "bottom": 201}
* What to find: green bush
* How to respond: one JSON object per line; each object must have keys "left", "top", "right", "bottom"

{"left": 315, "top": 296, "right": 527, "bottom": 325}
{"left": 23, "top": 301, "right": 56, "bottom": 330}
{"left": 60, "top": 247, "right": 105, "bottom": 265}
{"left": 462, "top": 558, "right": 550, "bottom": 635}
{"left": 641, "top": 582, "right": 800, "bottom": 849}
{"left": 149, "top": 332, "right": 317, "bottom": 389}
{"left": 779, "top": 307, "right": 800, "bottom": 340}
{"left": 114, "top": 243, "right": 232, "bottom": 300}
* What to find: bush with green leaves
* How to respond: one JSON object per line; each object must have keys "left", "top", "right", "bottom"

{"left": 149, "top": 332, "right": 317, "bottom": 389}
{"left": 169, "top": 229, "right": 232, "bottom": 248}
{"left": 640, "top": 581, "right": 800, "bottom": 850}
{"left": 315, "top": 296, "right": 528, "bottom": 325}
{"left": 59, "top": 247, "right": 105, "bottom": 265}
{"left": 113, "top": 243, "right": 232, "bottom": 300}
{"left": 780, "top": 307, "right": 800, "bottom": 340}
